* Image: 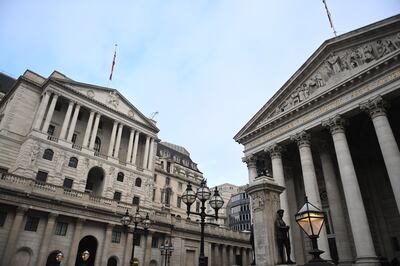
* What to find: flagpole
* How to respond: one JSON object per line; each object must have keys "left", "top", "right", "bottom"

{"left": 108, "top": 44, "right": 118, "bottom": 87}
{"left": 322, "top": 0, "right": 337, "bottom": 37}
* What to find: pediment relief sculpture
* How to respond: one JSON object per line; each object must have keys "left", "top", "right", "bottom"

{"left": 259, "top": 32, "right": 400, "bottom": 125}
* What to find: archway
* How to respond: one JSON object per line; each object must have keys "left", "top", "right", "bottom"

{"left": 75, "top": 235, "right": 98, "bottom": 266}
{"left": 46, "top": 250, "right": 62, "bottom": 266}
{"left": 107, "top": 256, "right": 118, "bottom": 266}
{"left": 11, "top": 247, "right": 32, "bottom": 266}
{"left": 149, "top": 259, "right": 158, "bottom": 266}
{"left": 85, "top": 167, "right": 105, "bottom": 196}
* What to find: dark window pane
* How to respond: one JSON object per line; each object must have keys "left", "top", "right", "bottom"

{"left": 135, "top": 178, "right": 142, "bottom": 187}
{"left": 43, "top": 149, "right": 54, "bottom": 160}
{"left": 68, "top": 157, "right": 78, "bottom": 168}
{"left": 113, "top": 192, "right": 122, "bottom": 201}
{"left": 63, "top": 178, "right": 73, "bottom": 189}
{"left": 72, "top": 134, "right": 77, "bottom": 144}
{"left": 151, "top": 236, "right": 159, "bottom": 248}
{"left": 55, "top": 222, "right": 68, "bottom": 236}
{"left": 112, "top": 230, "right": 122, "bottom": 243}
{"left": 47, "top": 125, "right": 55, "bottom": 136}
{"left": 132, "top": 196, "right": 140, "bottom": 205}
{"left": 25, "top": 216, "right": 40, "bottom": 232}
{"left": 36, "top": 171, "right": 48, "bottom": 183}
{"left": 117, "top": 172, "right": 124, "bottom": 182}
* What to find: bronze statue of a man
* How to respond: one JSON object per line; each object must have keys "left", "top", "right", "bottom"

{"left": 275, "top": 209, "right": 294, "bottom": 264}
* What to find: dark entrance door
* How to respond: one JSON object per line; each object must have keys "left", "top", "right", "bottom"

{"left": 75, "top": 235, "right": 98, "bottom": 266}
{"left": 46, "top": 251, "right": 61, "bottom": 266}
{"left": 107, "top": 257, "right": 118, "bottom": 266}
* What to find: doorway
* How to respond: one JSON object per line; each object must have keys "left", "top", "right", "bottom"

{"left": 75, "top": 235, "right": 98, "bottom": 266}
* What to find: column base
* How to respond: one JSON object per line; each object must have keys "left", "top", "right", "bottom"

{"left": 354, "top": 257, "right": 380, "bottom": 266}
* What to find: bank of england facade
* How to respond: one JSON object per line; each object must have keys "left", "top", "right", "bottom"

{"left": 235, "top": 15, "right": 400, "bottom": 266}
{"left": 0, "top": 70, "right": 251, "bottom": 266}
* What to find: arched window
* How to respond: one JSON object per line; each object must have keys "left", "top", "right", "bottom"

{"left": 135, "top": 178, "right": 142, "bottom": 187}
{"left": 43, "top": 149, "right": 54, "bottom": 161}
{"left": 94, "top": 137, "right": 101, "bottom": 153}
{"left": 107, "top": 257, "right": 118, "bottom": 266}
{"left": 117, "top": 172, "right": 124, "bottom": 182}
{"left": 68, "top": 157, "right": 78, "bottom": 168}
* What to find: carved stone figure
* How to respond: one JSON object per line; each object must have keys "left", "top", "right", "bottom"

{"left": 327, "top": 53, "right": 343, "bottom": 74}
{"left": 275, "top": 209, "right": 294, "bottom": 264}
{"left": 314, "top": 72, "right": 325, "bottom": 87}
{"left": 349, "top": 48, "right": 362, "bottom": 68}
{"left": 29, "top": 143, "right": 40, "bottom": 166}
{"left": 55, "top": 152, "right": 66, "bottom": 173}
{"left": 395, "top": 33, "right": 400, "bottom": 49}
{"left": 362, "top": 44, "right": 375, "bottom": 63}
{"left": 376, "top": 40, "right": 389, "bottom": 58}
{"left": 108, "top": 166, "right": 115, "bottom": 176}
{"left": 386, "top": 39, "right": 397, "bottom": 52}
{"left": 108, "top": 91, "right": 119, "bottom": 108}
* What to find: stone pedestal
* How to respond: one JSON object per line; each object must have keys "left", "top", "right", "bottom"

{"left": 246, "top": 175, "right": 284, "bottom": 266}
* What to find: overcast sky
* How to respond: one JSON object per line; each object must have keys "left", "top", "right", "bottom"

{"left": 1, "top": 1, "right": 399, "bottom": 187}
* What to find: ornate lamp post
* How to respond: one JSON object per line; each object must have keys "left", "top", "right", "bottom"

{"left": 81, "top": 250, "right": 90, "bottom": 266}
{"left": 295, "top": 197, "right": 333, "bottom": 266}
{"left": 160, "top": 239, "right": 174, "bottom": 266}
{"left": 55, "top": 251, "right": 64, "bottom": 266}
{"left": 181, "top": 179, "right": 224, "bottom": 266}
{"left": 121, "top": 207, "right": 151, "bottom": 266}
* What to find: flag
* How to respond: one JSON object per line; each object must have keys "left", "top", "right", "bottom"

{"left": 322, "top": 0, "right": 337, "bottom": 36}
{"left": 109, "top": 44, "right": 117, "bottom": 81}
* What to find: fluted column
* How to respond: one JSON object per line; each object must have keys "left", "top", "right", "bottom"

{"left": 89, "top": 113, "right": 101, "bottom": 149}
{"left": 1, "top": 206, "right": 26, "bottom": 266}
{"left": 67, "top": 103, "right": 81, "bottom": 141}
{"left": 323, "top": 116, "right": 378, "bottom": 265}
{"left": 291, "top": 131, "right": 331, "bottom": 260}
{"left": 42, "top": 93, "right": 59, "bottom": 133}
{"left": 221, "top": 245, "right": 227, "bottom": 266}
{"left": 114, "top": 123, "right": 124, "bottom": 158}
{"left": 108, "top": 121, "right": 118, "bottom": 157}
{"left": 36, "top": 213, "right": 59, "bottom": 266}
{"left": 132, "top": 131, "right": 140, "bottom": 165}
{"left": 266, "top": 144, "right": 295, "bottom": 262}
{"left": 100, "top": 224, "right": 113, "bottom": 266}
{"left": 242, "top": 155, "right": 258, "bottom": 183}
{"left": 143, "top": 135, "right": 150, "bottom": 168}
{"left": 147, "top": 138, "right": 155, "bottom": 169}
{"left": 361, "top": 96, "right": 400, "bottom": 213}
{"left": 33, "top": 91, "right": 51, "bottom": 130}
{"left": 126, "top": 129, "right": 135, "bottom": 163}
{"left": 60, "top": 101, "right": 74, "bottom": 140}
{"left": 67, "top": 218, "right": 85, "bottom": 266}
{"left": 318, "top": 142, "right": 353, "bottom": 264}
{"left": 143, "top": 232, "right": 153, "bottom": 265}
{"left": 83, "top": 111, "right": 95, "bottom": 147}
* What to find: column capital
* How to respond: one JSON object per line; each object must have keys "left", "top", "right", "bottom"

{"left": 290, "top": 131, "right": 311, "bottom": 148}
{"left": 322, "top": 115, "right": 346, "bottom": 135}
{"left": 265, "top": 143, "right": 285, "bottom": 159}
{"left": 360, "top": 96, "right": 388, "bottom": 119}
{"left": 242, "top": 155, "right": 257, "bottom": 167}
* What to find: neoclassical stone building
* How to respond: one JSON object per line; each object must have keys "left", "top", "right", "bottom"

{"left": 0, "top": 70, "right": 251, "bottom": 266}
{"left": 235, "top": 15, "right": 400, "bottom": 266}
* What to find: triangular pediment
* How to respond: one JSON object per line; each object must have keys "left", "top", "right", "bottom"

{"left": 52, "top": 78, "right": 158, "bottom": 131}
{"left": 234, "top": 15, "right": 400, "bottom": 143}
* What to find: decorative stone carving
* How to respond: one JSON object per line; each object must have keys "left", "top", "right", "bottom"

{"left": 265, "top": 144, "right": 285, "bottom": 159}
{"left": 242, "top": 155, "right": 257, "bottom": 167}
{"left": 322, "top": 115, "right": 346, "bottom": 135}
{"left": 360, "top": 96, "right": 388, "bottom": 119}
{"left": 107, "top": 91, "right": 119, "bottom": 108}
{"left": 251, "top": 191, "right": 265, "bottom": 212}
{"left": 87, "top": 90, "right": 95, "bottom": 98}
{"left": 290, "top": 131, "right": 311, "bottom": 147}
{"left": 128, "top": 109, "right": 134, "bottom": 118}
{"left": 55, "top": 151, "right": 66, "bottom": 174}
{"left": 29, "top": 142, "right": 40, "bottom": 166}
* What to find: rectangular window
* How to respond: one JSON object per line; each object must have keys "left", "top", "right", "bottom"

{"left": 72, "top": 133, "right": 77, "bottom": 144}
{"left": 0, "top": 210, "right": 7, "bottom": 227}
{"left": 47, "top": 125, "right": 55, "bottom": 136}
{"left": 166, "top": 162, "right": 171, "bottom": 173}
{"left": 112, "top": 230, "right": 122, "bottom": 243}
{"left": 134, "top": 233, "right": 141, "bottom": 246}
{"left": 154, "top": 174, "right": 157, "bottom": 182}
{"left": 166, "top": 177, "right": 170, "bottom": 185}
{"left": 63, "top": 178, "right": 73, "bottom": 189}
{"left": 177, "top": 196, "right": 181, "bottom": 208}
{"left": 24, "top": 216, "right": 40, "bottom": 232}
{"left": 151, "top": 236, "right": 159, "bottom": 248}
{"left": 132, "top": 196, "right": 140, "bottom": 205}
{"left": 152, "top": 189, "right": 156, "bottom": 202}
{"left": 36, "top": 171, "right": 48, "bottom": 183}
{"left": 196, "top": 202, "right": 200, "bottom": 213}
{"left": 55, "top": 222, "right": 68, "bottom": 236}
{"left": 113, "top": 192, "right": 122, "bottom": 201}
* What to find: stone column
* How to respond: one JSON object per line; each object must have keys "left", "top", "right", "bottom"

{"left": 318, "top": 142, "right": 353, "bottom": 265}
{"left": 100, "top": 224, "right": 113, "bottom": 266}
{"left": 143, "top": 232, "right": 153, "bottom": 265}
{"left": 291, "top": 131, "right": 331, "bottom": 260}
{"left": 221, "top": 245, "right": 228, "bottom": 266}
{"left": 323, "top": 116, "right": 378, "bottom": 266}
{"left": 67, "top": 103, "right": 81, "bottom": 141}
{"left": 132, "top": 131, "right": 140, "bottom": 165}
{"left": 361, "top": 96, "right": 400, "bottom": 213}
{"left": 1, "top": 206, "right": 26, "bottom": 266}
{"left": 36, "top": 213, "right": 58, "bottom": 266}
{"left": 147, "top": 138, "right": 155, "bottom": 170}
{"left": 82, "top": 111, "right": 95, "bottom": 148}
{"left": 228, "top": 246, "right": 234, "bottom": 265}
{"left": 243, "top": 155, "right": 258, "bottom": 183}
{"left": 114, "top": 123, "right": 124, "bottom": 158}
{"left": 60, "top": 100, "right": 74, "bottom": 140}
{"left": 246, "top": 176, "right": 284, "bottom": 266}
{"left": 108, "top": 121, "right": 118, "bottom": 157}
{"left": 67, "top": 218, "right": 85, "bottom": 266}
{"left": 266, "top": 144, "right": 295, "bottom": 263}
{"left": 241, "top": 247, "right": 247, "bottom": 266}
{"left": 123, "top": 231, "right": 134, "bottom": 265}
{"left": 143, "top": 135, "right": 150, "bottom": 168}
{"left": 42, "top": 93, "right": 59, "bottom": 133}
{"left": 33, "top": 91, "right": 51, "bottom": 130}
{"left": 126, "top": 129, "right": 135, "bottom": 163}
{"left": 89, "top": 113, "right": 101, "bottom": 149}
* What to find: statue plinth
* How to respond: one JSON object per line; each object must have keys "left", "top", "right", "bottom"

{"left": 246, "top": 175, "right": 285, "bottom": 266}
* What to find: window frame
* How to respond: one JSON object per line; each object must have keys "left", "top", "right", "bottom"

{"left": 55, "top": 221, "right": 68, "bottom": 236}
{"left": 24, "top": 216, "right": 40, "bottom": 232}
{"left": 68, "top": 157, "right": 78, "bottom": 168}
{"left": 43, "top": 149, "right": 54, "bottom": 161}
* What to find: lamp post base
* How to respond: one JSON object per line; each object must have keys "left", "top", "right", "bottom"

{"left": 304, "top": 249, "right": 334, "bottom": 266}
{"left": 199, "top": 256, "right": 208, "bottom": 266}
